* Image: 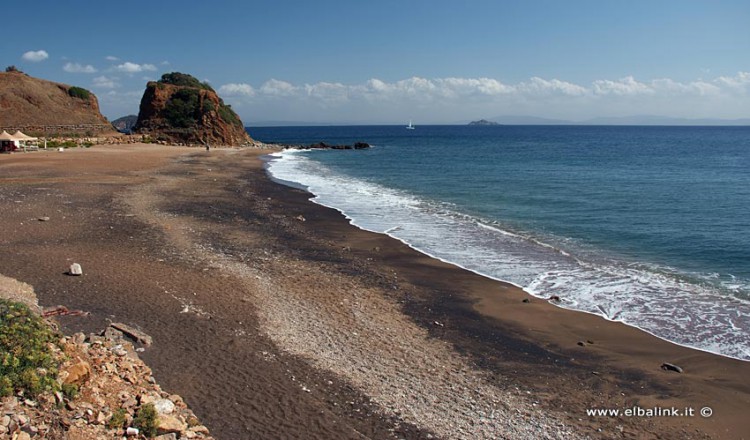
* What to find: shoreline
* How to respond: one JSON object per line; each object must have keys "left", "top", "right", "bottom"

{"left": 264, "top": 148, "right": 750, "bottom": 364}
{"left": 1, "top": 144, "right": 748, "bottom": 439}
{"left": 270, "top": 168, "right": 746, "bottom": 363}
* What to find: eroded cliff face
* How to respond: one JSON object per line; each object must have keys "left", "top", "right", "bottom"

{"left": 134, "top": 73, "right": 252, "bottom": 146}
{"left": 0, "top": 70, "right": 112, "bottom": 133}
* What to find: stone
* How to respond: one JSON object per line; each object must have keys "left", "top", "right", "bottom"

{"left": 156, "top": 414, "right": 187, "bottom": 435}
{"left": 153, "top": 398, "right": 175, "bottom": 415}
{"left": 661, "top": 362, "right": 684, "bottom": 373}
{"left": 189, "top": 425, "right": 210, "bottom": 434}
{"left": 62, "top": 360, "right": 92, "bottom": 385}
{"left": 522, "top": 298, "right": 531, "bottom": 303}
{"left": 155, "top": 434, "right": 178, "bottom": 440}
{"left": 126, "top": 426, "right": 140, "bottom": 436}
{"left": 16, "top": 431, "right": 31, "bottom": 440}
{"left": 110, "top": 323, "right": 153, "bottom": 346}
{"left": 68, "top": 263, "right": 83, "bottom": 276}
{"left": 38, "top": 216, "right": 50, "bottom": 222}
{"left": 1, "top": 415, "right": 10, "bottom": 427}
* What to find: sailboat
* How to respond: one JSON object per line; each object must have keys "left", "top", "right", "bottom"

{"left": 406, "top": 120, "right": 415, "bottom": 130}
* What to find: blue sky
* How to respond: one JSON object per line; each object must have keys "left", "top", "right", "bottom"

{"left": 4, "top": 0, "right": 749, "bottom": 123}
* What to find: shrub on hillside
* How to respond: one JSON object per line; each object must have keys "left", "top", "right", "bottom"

{"left": 218, "top": 103, "right": 242, "bottom": 127}
{"left": 68, "top": 86, "right": 91, "bottom": 100}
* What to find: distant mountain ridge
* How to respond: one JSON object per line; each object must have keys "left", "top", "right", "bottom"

{"left": 485, "top": 115, "right": 750, "bottom": 126}
{"left": 112, "top": 115, "right": 138, "bottom": 133}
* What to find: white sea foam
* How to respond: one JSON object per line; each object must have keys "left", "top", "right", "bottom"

{"left": 267, "top": 150, "right": 750, "bottom": 361}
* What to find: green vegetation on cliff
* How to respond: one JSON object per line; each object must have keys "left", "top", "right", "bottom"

{"left": 159, "top": 72, "right": 214, "bottom": 91}
{"left": 159, "top": 72, "right": 244, "bottom": 128}
{"left": 164, "top": 88, "right": 202, "bottom": 128}
{"left": 68, "top": 86, "right": 92, "bottom": 100}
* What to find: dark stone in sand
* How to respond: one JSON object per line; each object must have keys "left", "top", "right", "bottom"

{"left": 522, "top": 298, "right": 531, "bottom": 303}
{"left": 111, "top": 322, "right": 153, "bottom": 346}
{"left": 661, "top": 362, "right": 684, "bottom": 373}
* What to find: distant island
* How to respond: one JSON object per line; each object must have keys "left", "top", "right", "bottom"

{"left": 468, "top": 119, "right": 500, "bottom": 126}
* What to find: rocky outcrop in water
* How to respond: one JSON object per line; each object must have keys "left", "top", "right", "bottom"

{"left": 286, "top": 141, "right": 370, "bottom": 150}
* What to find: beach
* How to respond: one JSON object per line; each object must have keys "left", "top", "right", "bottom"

{"left": 1, "top": 144, "right": 748, "bottom": 439}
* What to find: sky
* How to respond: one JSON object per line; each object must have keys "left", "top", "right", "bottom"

{"left": 3, "top": 0, "right": 749, "bottom": 124}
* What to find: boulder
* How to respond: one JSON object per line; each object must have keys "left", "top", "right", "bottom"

{"left": 62, "top": 360, "right": 91, "bottom": 385}
{"left": 153, "top": 398, "right": 176, "bottom": 415}
{"left": 110, "top": 323, "right": 153, "bottom": 346}
{"left": 156, "top": 414, "right": 187, "bottom": 435}
{"left": 661, "top": 362, "right": 684, "bottom": 373}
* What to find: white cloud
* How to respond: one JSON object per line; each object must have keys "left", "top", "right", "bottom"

{"left": 105, "top": 56, "right": 119, "bottom": 62}
{"left": 592, "top": 76, "right": 653, "bottom": 96}
{"left": 22, "top": 50, "right": 49, "bottom": 62}
{"left": 218, "top": 83, "right": 256, "bottom": 97}
{"left": 114, "top": 62, "right": 157, "bottom": 73}
{"left": 714, "top": 71, "right": 750, "bottom": 91}
{"left": 204, "top": 72, "right": 750, "bottom": 123}
{"left": 518, "top": 77, "right": 587, "bottom": 96}
{"left": 260, "top": 79, "right": 297, "bottom": 96}
{"left": 63, "top": 62, "right": 97, "bottom": 73}
{"left": 92, "top": 76, "right": 119, "bottom": 89}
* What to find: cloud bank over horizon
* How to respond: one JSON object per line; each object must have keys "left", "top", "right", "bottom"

{"left": 215, "top": 72, "right": 749, "bottom": 123}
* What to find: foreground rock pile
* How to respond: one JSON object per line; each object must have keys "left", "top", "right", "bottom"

{"left": 1, "top": 325, "right": 215, "bottom": 440}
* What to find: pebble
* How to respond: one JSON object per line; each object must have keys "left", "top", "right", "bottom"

{"left": 68, "top": 263, "right": 83, "bottom": 276}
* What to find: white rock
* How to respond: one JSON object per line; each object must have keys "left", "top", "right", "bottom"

{"left": 153, "top": 398, "right": 175, "bottom": 415}
{"left": 69, "top": 263, "right": 83, "bottom": 276}
{"left": 126, "top": 426, "right": 140, "bottom": 436}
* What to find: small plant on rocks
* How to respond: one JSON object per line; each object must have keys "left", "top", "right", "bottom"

{"left": 0, "top": 299, "right": 62, "bottom": 397}
{"left": 107, "top": 408, "right": 128, "bottom": 430}
{"left": 133, "top": 403, "right": 159, "bottom": 437}
{"left": 61, "top": 382, "right": 78, "bottom": 399}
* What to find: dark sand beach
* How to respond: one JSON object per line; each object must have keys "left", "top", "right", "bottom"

{"left": 1, "top": 144, "right": 748, "bottom": 439}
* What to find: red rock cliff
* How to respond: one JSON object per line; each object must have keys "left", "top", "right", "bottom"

{"left": 134, "top": 73, "right": 252, "bottom": 146}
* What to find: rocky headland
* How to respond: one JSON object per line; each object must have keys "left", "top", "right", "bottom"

{"left": 0, "top": 68, "right": 113, "bottom": 136}
{"left": 133, "top": 73, "right": 252, "bottom": 146}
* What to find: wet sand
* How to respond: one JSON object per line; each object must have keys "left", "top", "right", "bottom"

{"left": 1, "top": 144, "right": 748, "bottom": 439}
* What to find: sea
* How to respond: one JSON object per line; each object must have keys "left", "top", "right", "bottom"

{"left": 253, "top": 125, "right": 750, "bottom": 361}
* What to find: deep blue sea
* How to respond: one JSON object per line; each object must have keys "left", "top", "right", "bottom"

{"left": 253, "top": 125, "right": 750, "bottom": 361}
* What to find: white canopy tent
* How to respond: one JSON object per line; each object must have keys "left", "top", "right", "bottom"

{"left": 12, "top": 131, "right": 38, "bottom": 141}
{"left": 0, "top": 130, "right": 40, "bottom": 151}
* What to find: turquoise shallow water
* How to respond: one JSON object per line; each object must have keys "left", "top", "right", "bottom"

{"left": 254, "top": 125, "right": 750, "bottom": 360}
